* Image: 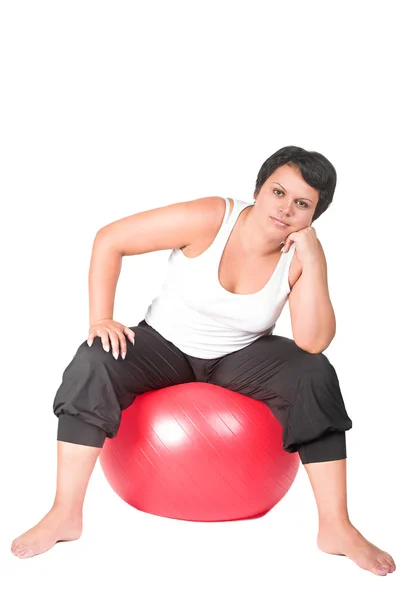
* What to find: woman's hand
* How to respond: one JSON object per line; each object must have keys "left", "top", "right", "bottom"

{"left": 87, "top": 319, "right": 135, "bottom": 360}
{"left": 281, "top": 225, "right": 321, "bottom": 265}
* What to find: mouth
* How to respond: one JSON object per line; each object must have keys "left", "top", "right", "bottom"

{"left": 271, "top": 217, "right": 289, "bottom": 227}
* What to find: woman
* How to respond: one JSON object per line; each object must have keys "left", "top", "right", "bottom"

{"left": 11, "top": 146, "right": 396, "bottom": 575}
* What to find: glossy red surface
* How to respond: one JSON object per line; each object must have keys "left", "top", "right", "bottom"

{"left": 100, "top": 382, "right": 300, "bottom": 522}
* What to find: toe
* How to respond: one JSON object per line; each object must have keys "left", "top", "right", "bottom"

{"left": 376, "top": 563, "right": 389, "bottom": 576}
{"left": 12, "top": 543, "right": 21, "bottom": 555}
{"left": 387, "top": 561, "right": 396, "bottom": 573}
{"left": 382, "top": 556, "right": 394, "bottom": 570}
{"left": 383, "top": 552, "right": 396, "bottom": 570}
{"left": 11, "top": 538, "right": 19, "bottom": 551}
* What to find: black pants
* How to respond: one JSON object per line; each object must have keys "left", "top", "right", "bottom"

{"left": 53, "top": 319, "right": 353, "bottom": 464}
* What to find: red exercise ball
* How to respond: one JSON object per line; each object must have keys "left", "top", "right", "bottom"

{"left": 99, "top": 382, "right": 300, "bottom": 522}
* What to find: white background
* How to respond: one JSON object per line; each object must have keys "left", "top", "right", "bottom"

{"left": 1, "top": 0, "right": 399, "bottom": 598}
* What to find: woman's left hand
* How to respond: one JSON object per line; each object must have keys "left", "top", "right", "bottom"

{"left": 281, "top": 226, "right": 321, "bottom": 265}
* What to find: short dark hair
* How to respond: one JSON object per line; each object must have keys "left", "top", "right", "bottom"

{"left": 253, "top": 145, "right": 337, "bottom": 222}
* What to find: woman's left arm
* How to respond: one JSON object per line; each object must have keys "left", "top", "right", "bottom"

{"left": 288, "top": 239, "right": 336, "bottom": 354}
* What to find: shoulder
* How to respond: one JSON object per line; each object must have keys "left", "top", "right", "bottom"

{"left": 179, "top": 196, "right": 232, "bottom": 252}
{"left": 191, "top": 195, "right": 232, "bottom": 220}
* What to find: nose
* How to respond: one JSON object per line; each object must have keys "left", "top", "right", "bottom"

{"left": 279, "top": 202, "right": 295, "bottom": 216}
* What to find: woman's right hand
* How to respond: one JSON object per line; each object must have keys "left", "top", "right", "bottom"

{"left": 87, "top": 319, "right": 135, "bottom": 360}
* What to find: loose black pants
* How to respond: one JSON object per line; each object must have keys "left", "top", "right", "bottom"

{"left": 53, "top": 319, "right": 353, "bottom": 464}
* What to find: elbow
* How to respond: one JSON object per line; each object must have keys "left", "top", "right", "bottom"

{"left": 304, "top": 346, "right": 325, "bottom": 354}
{"left": 295, "top": 342, "right": 322, "bottom": 354}
{"left": 295, "top": 343, "right": 325, "bottom": 354}
{"left": 294, "top": 337, "right": 334, "bottom": 354}
{"left": 94, "top": 227, "right": 122, "bottom": 254}
{"left": 293, "top": 320, "right": 336, "bottom": 355}
{"left": 95, "top": 227, "right": 109, "bottom": 239}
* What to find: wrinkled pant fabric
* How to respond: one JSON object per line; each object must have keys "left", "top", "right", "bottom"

{"left": 54, "top": 319, "right": 353, "bottom": 464}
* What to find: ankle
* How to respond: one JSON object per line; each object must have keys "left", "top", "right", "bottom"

{"left": 319, "top": 514, "right": 352, "bottom": 529}
{"left": 51, "top": 501, "right": 83, "bottom": 520}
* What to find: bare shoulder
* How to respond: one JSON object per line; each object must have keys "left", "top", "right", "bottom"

{"left": 97, "top": 195, "right": 229, "bottom": 257}
{"left": 180, "top": 196, "right": 232, "bottom": 253}
{"left": 186, "top": 195, "right": 232, "bottom": 232}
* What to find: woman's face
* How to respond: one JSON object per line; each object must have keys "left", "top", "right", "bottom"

{"left": 254, "top": 164, "right": 319, "bottom": 235}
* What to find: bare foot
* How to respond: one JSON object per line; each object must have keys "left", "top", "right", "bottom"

{"left": 317, "top": 521, "right": 396, "bottom": 576}
{"left": 11, "top": 507, "right": 82, "bottom": 559}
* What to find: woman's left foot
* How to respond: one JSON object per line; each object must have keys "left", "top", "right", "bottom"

{"left": 317, "top": 521, "right": 396, "bottom": 576}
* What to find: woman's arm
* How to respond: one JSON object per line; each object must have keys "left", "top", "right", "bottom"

{"left": 88, "top": 233, "right": 123, "bottom": 327}
{"left": 87, "top": 196, "right": 221, "bottom": 327}
{"left": 288, "top": 240, "right": 336, "bottom": 354}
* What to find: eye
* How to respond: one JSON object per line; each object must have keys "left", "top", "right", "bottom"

{"left": 273, "top": 189, "right": 309, "bottom": 208}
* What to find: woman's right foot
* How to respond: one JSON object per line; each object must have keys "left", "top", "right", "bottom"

{"left": 11, "top": 506, "right": 83, "bottom": 559}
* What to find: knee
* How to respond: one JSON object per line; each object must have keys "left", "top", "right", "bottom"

{"left": 296, "top": 354, "right": 344, "bottom": 409}
{"left": 269, "top": 336, "right": 332, "bottom": 374}
{"left": 291, "top": 344, "right": 334, "bottom": 377}
{"left": 74, "top": 336, "right": 112, "bottom": 365}
{"left": 298, "top": 351, "right": 333, "bottom": 378}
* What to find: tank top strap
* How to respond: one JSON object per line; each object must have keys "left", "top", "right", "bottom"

{"left": 205, "top": 197, "right": 256, "bottom": 258}
{"left": 215, "top": 197, "right": 246, "bottom": 245}
{"left": 222, "top": 196, "right": 234, "bottom": 224}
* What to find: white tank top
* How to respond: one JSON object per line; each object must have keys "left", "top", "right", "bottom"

{"left": 144, "top": 197, "right": 296, "bottom": 358}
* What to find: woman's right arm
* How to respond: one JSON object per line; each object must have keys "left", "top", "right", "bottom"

{"left": 88, "top": 196, "right": 223, "bottom": 325}
{"left": 88, "top": 233, "right": 122, "bottom": 327}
